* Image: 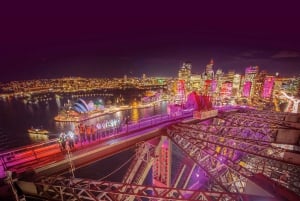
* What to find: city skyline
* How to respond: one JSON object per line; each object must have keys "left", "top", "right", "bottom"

{"left": 1, "top": 2, "right": 300, "bottom": 82}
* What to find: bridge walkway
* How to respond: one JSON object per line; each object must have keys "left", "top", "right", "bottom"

{"left": 0, "top": 112, "right": 193, "bottom": 179}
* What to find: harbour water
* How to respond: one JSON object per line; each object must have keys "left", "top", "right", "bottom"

{"left": 0, "top": 91, "right": 168, "bottom": 151}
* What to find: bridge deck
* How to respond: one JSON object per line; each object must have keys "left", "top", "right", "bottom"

{"left": 0, "top": 113, "right": 193, "bottom": 179}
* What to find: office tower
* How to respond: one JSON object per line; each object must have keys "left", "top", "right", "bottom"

{"left": 243, "top": 66, "right": 259, "bottom": 98}
{"left": 205, "top": 59, "right": 214, "bottom": 80}
{"left": 178, "top": 61, "right": 192, "bottom": 91}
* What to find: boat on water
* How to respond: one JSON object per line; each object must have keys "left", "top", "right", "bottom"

{"left": 27, "top": 128, "right": 50, "bottom": 135}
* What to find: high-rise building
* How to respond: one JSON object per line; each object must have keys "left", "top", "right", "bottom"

{"left": 190, "top": 74, "right": 202, "bottom": 91}
{"left": 262, "top": 76, "right": 275, "bottom": 99}
{"left": 227, "top": 70, "right": 235, "bottom": 82}
{"left": 245, "top": 66, "right": 259, "bottom": 81}
{"left": 255, "top": 70, "right": 267, "bottom": 99}
{"left": 178, "top": 62, "right": 192, "bottom": 80}
{"left": 205, "top": 59, "right": 214, "bottom": 79}
{"left": 215, "top": 69, "right": 223, "bottom": 80}
{"left": 178, "top": 61, "right": 192, "bottom": 91}
{"left": 243, "top": 66, "right": 259, "bottom": 98}
{"left": 232, "top": 74, "right": 241, "bottom": 97}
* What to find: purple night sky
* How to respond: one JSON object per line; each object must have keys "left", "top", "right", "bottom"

{"left": 1, "top": 2, "right": 300, "bottom": 82}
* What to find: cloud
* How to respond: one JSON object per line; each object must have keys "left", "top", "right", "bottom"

{"left": 271, "top": 50, "right": 300, "bottom": 59}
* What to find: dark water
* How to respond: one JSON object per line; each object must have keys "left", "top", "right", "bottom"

{"left": 0, "top": 92, "right": 168, "bottom": 151}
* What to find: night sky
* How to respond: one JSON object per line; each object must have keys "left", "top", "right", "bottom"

{"left": 1, "top": 2, "right": 300, "bottom": 82}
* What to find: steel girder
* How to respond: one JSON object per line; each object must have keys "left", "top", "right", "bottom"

{"left": 119, "top": 142, "right": 155, "bottom": 201}
{"left": 233, "top": 113, "right": 291, "bottom": 128}
{"left": 168, "top": 128, "right": 250, "bottom": 194}
{"left": 175, "top": 123, "right": 285, "bottom": 161}
{"left": 242, "top": 109, "right": 289, "bottom": 119}
{"left": 168, "top": 123, "right": 300, "bottom": 197}
{"left": 177, "top": 123, "right": 286, "bottom": 158}
{"left": 236, "top": 109, "right": 288, "bottom": 121}
{"left": 220, "top": 115, "right": 287, "bottom": 129}
{"left": 192, "top": 123, "right": 278, "bottom": 142}
{"left": 121, "top": 142, "right": 154, "bottom": 185}
{"left": 173, "top": 123, "right": 300, "bottom": 189}
{"left": 31, "top": 176, "right": 278, "bottom": 201}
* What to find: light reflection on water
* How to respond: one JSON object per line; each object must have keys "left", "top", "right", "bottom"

{"left": 131, "top": 108, "right": 139, "bottom": 122}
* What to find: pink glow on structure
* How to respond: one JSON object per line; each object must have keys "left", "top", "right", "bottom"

{"left": 175, "top": 80, "right": 186, "bottom": 104}
{"left": 243, "top": 81, "right": 252, "bottom": 97}
{"left": 262, "top": 77, "right": 274, "bottom": 98}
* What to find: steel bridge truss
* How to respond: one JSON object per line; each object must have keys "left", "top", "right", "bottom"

{"left": 168, "top": 122, "right": 300, "bottom": 197}
{"left": 176, "top": 123, "right": 289, "bottom": 163}
{"left": 220, "top": 109, "right": 292, "bottom": 129}
{"left": 229, "top": 109, "right": 288, "bottom": 121}
{"left": 28, "top": 176, "right": 278, "bottom": 201}
{"left": 210, "top": 121, "right": 278, "bottom": 142}
{"left": 17, "top": 109, "right": 300, "bottom": 201}
{"left": 168, "top": 127, "right": 252, "bottom": 194}
{"left": 118, "top": 141, "right": 157, "bottom": 201}
{"left": 219, "top": 115, "right": 287, "bottom": 130}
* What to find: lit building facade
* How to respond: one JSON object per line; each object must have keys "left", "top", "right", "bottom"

{"left": 242, "top": 81, "right": 252, "bottom": 97}
{"left": 262, "top": 76, "right": 275, "bottom": 99}
{"left": 205, "top": 59, "right": 214, "bottom": 80}
{"left": 178, "top": 62, "right": 192, "bottom": 91}
{"left": 220, "top": 81, "right": 233, "bottom": 98}
{"left": 190, "top": 74, "right": 203, "bottom": 91}
{"left": 243, "top": 66, "right": 259, "bottom": 98}
{"left": 232, "top": 74, "right": 241, "bottom": 97}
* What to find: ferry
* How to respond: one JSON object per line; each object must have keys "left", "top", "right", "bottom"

{"left": 27, "top": 128, "right": 50, "bottom": 135}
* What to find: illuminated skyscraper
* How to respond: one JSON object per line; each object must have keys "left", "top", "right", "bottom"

{"left": 215, "top": 69, "right": 223, "bottom": 80}
{"left": 255, "top": 70, "right": 267, "bottom": 99}
{"left": 243, "top": 66, "right": 259, "bottom": 98}
{"left": 245, "top": 66, "right": 259, "bottom": 81}
{"left": 262, "top": 76, "right": 275, "bottom": 99}
{"left": 178, "top": 61, "right": 192, "bottom": 91}
{"left": 232, "top": 74, "right": 241, "bottom": 97}
{"left": 178, "top": 62, "right": 192, "bottom": 80}
{"left": 205, "top": 59, "right": 214, "bottom": 80}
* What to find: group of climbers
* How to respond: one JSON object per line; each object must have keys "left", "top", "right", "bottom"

{"left": 58, "top": 120, "right": 123, "bottom": 152}
{"left": 77, "top": 123, "right": 97, "bottom": 143}
{"left": 59, "top": 124, "right": 98, "bottom": 151}
{"left": 58, "top": 131, "right": 76, "bottom": 151}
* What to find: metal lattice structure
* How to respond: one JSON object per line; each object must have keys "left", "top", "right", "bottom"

{"left": 25, "top": 176, "right": 278, "bottom": 201}
{"left": 168, "top": 124, "right": 300, "bottom": 195}
{"left": 118, "top": 141, "right": 156, "bottom": 201}
{"left": 167, "top": 109, "right": 300, "bottom": 199}
{"left": 220, "top": 108, "right": 296, "bottom": 128}
{"left": 17, "top": 109, "right": 300, "bottom": 201}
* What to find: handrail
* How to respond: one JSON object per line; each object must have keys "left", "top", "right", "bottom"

{"left": 0, "top": 139, "right": 59, "bottom": 157}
